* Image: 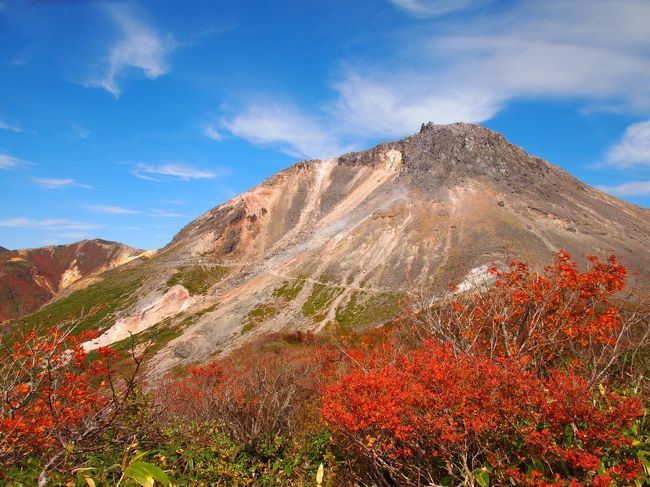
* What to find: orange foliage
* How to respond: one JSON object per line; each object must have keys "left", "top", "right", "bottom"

{"left": 0, "top": 327, "right": 118, "bottom": 459}
{"left": 419, "top": 251, "right": 637, "bottom": 380}
{"left": 322, "top": 339, "right": 644, "bottom": 486}
{"left": 323, "top": 251, "right": 647, "bottom": 485}
{"left": 159, "top": 334, "right": 337, "bottom": 448}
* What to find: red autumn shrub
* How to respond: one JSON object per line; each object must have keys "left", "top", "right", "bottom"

{"left": 415, "top": 251, "right": 648, "bottom": 384}
{"left": 322, "top": 339, "right": 644, "bottom": 486}
{"left": 0, "top": 326, "right": 118, "bottom": 462}
{"left": 159, "top": 338, "right": 337, "bottom": 449}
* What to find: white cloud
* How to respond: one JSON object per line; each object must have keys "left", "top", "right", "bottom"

{"left": 132, "top": 163, "right": 217, "bottom": 181}
{"left": 0, "top": 119, "right": 24, "bottom": 133}
{"left": 331, "top": 71, "right": 500, "bottom": 137}
{"left": 222, "top": 102, "right": 352, "bottom": 159}
{"left": 164, "top": 199, "right": 186, "bottom": 205}
{"left": 93, "top": 4, "right": 174, "bottom": 97}
{"left": 0, "top": 218, "right": 101, "bottom": 231}
{"left": 598, "top": 180, "right": 650, "bottom": 197}
{"left": 0, "top": 152, "right": 26, "bottom": 169}
{"left": 224, "top": 1, "right": 650, "bottom": 155}
{"left": 59, "top": 232, "right": 90, "bottom": 240}
{"left": 33, "top": 177, "right": 92, "bottom": 189}
{"left": 40, "top": 233, "right": 90, "bottom": 245}
{"left": 331, "top": 1, "right": 650, "bottom": 138}
{"left": 85, "top": 204, "right": 140, "bottom": 215}
{"left": 606, "top": 120, "right": 650, "bottom": 167}
{"left": 150, "top": 209, "right": 189, "bottom": 218}
{"left": 390, "top": 0, "right": 491, "bottom": 17}
{"left": 34, "top": 177, "right": 74, "bottom": 189}
{"left": 204, "top": 124, "right": 224, "bottom": 141}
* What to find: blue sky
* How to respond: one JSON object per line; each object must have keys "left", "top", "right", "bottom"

{"left": 1, "top": 0, "right": 649, "bottom": 250}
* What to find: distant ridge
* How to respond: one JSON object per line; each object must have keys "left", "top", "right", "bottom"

{"left": 0, "top": 239, "right": 142, "bottom": 321}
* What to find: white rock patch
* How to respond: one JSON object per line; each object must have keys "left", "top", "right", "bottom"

{"left": 381, "top": 149, "right": 402, "bottom": 171}
{"left": 83, "top": 285, "right": 193, "bottom": 351}
{"left": 59, "top": 260, "right": 82, "bottom": 290}
{"left": 454, "top": 264, "right": 494, "bottom": 294}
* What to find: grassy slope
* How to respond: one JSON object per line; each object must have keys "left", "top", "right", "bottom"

{"left": 9, "top": 266, "right": 143, "bottom": 339}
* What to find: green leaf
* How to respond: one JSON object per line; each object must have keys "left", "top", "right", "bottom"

{"left": 128, "top": 450, "right": 150, "bottom": 465}
{"left": 474, "top": 469, "right": 489, "bottom": 487}
{"left": 123, "top": 461, "right": 171, "bottom": 487}
{"left": 564, "top": 424, "right": 575, "bottom": 444}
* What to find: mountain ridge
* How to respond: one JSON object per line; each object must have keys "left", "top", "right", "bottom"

{"left": 8, "top": 123, "right": 650, "bottom": 378}
{"left": 0, "top": 239, "right": 143, "bottom": 322}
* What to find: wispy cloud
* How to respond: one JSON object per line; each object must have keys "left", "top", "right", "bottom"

{"left": 0, "top": 152, "right": 26, "bottom": 169}
{"left": 132, "top": 163, "right": 217, "bottom": 181}
{"left": 222, "top": 102, "right": 352, "bottom": 159}
{"left": 10, "top": 47, "right": 33, "bottom": 67}
{"left": 390, "top": 0, "right": 492, "bottom": 17}
{"left": 0, "top": 218, "right": 101, "bottom": 231}
{"left": 58, "top": 232, "right": 90, "bottom": 240}
{"left": 330, "top": 71, "right": 499, "bottom": 138}
{"left": 164, "top": 199, "right": 186, "bottom": 206}
{"left": 224, "top": 1, "right": 650, "bottom": 155}
{"left": 92, "top": 4, "right": 174, "bottom": 97}
{"left": 40, "top": 233, "right": 91, "bottom": 246}
{"left": 150, "top": 209, "right": 189, "bottom": 218}
{"left": 332, "top": 1, "right": 650, "bottom": 137}
{"left": 0, "top": 119, "right": 26, "bottom": 133}
{"left": 33, "top": 177, "right": 92, "bottom": 189}
{"left": 71, "top": 124, "right": 90, "bottom": 140}
{"left": 204, "top": 124, "right": 224, "bottom": 141}
{"left": 606, "top": 120, "right": 650, "bottom": 167}
{"left": 85, "top": 204, "right": 140, "bottom": 215}
{"left": 598, "top": 180, "right": 650, "bottom": 197}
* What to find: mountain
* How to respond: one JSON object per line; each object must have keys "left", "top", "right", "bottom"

{"left": 12, "top": 123, "right": 650, "bottom": 376}
{"left": 0, "top": 246, "right": 9, "bottom": 253}
{"left": 0, "top": 239, "right": 142, "bottom": 322}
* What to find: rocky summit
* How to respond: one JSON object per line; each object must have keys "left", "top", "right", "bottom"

{"left": 9, "top": 123, "right": 650, "bottom": 376}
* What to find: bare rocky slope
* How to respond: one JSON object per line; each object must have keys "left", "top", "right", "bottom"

{"left": 12, "top": 123, "right": 650, "bottom": 376}
{"left": 0, "top": 239, "right": 142, "bottom": 321}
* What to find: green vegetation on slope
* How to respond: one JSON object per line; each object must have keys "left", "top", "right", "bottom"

{"left": 109, "top": 317, "right": 179, "bottom": 357}
{"left": 2, "top": 259, "right": 31, "bottom": 271}
{"left": 272, "top": 276, "right": 306, "bottom": 301}
{"left": 166, "top": 265, "right": 229, "bottom": 295}
{"left": 302, "top": 279, "right": 344, "bottom": 318}
{"left": 242, "top": 303, "right": 278, "bottom": 334}
{"left": 13, "top": 267, "right": 142, "bottom": 337}
{"left": 334, "top": 291, "right": 403, "bottom": 328}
